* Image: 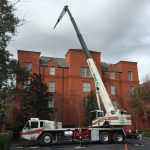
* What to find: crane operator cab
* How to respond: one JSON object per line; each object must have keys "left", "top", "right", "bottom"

{"left": 89, "top": 110, "right": 105, "bottom": 127}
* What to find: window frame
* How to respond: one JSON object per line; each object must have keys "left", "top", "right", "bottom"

{"left": 49, "top": 81, "right": 55, "bottom": 92}
{"left": 50, "top": 66, "right": 55, "bottom": 75}
{"left": 110, "top": 72, "right": 115, "bottom": 79}
{"left": 48, "top": 99, "right": 54, "bottom": 109}
{"left": 25, "top": 62, "right": 32, "bottom": 72}
{"left": 31, "top": 121, "right": 38, "bottom": 129}
{"left": 83, "top": 97, "right": 88, "bottom": 108}
{"left": 129, "top": 86, "right": 134, "bottom": 94}
{"left": 110, "top": 85, "right": 116, "bottom": 95}
{"left": 82, "top": 82, "right": 90, "bottom": 93}
{"left": 128, "top": 71, "right": 133, "bottom": 81}
{"left": 81, "top": 67, "right": 91, "bottom": 78}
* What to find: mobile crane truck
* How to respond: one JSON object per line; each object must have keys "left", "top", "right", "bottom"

{"left": 21, "top": 5, "right": 135, "bottom": 145}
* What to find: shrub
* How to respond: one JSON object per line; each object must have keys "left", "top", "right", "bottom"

{"left": 142, "top": 131, "right": 150, "bottom": 137}
{"left": 0, "top": 131, "right": 13, "bottom": 150}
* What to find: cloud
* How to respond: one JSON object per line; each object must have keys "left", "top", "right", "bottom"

{"left": 8, "top": 0, "right": 150, "bottom": 82}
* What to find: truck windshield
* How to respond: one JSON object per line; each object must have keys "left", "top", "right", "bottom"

{"left": 97, "top": 112, "right": 104, "bottom": 117}
{"left": 89, "top": 111, "right": 97, "bottom": 125}
{"left": 31, "top": 121, "right": 38, "bottom": 129}
{"left": 23, "top": 122, "right": 29, "bottom": 129}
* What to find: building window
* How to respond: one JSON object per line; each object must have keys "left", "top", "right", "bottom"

{"left": 128, "top": 71, "right": 133, "bottom": 81}
{"left": 129, "top": 86, "right": 134, "bottom": 94}
{"left": 48, "top": 99, "right": 54, "bottom": 108}
{"left": 82, "top": 82, "right": 90, "bottom": 92}
{"left": 81, "top": 67, "right": 91, "bottom": 77}
{"left": 110, "top": 72, "right": 115, "bottom": 79}
{"left": 49, "top": 81, "right": 55, "bottom": 92}
{"left": 50, "top": 66, "right": 55, "bottom": 75}
{"left": 83, "top": 97, "right": 88, "bottom": 108}
{"left": 111, "top": 85, "right": 116, "bottom": 95}
{"left": 25, "top": 62, "right": 32, "bottom": 72}
{"left": 112, "top": 100, "right": 117, "bottom": 110}
{"left": 24, "top": 80, "right": 31, "bottom": 89}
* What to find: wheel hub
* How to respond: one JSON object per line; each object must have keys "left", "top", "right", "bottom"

{"left": 117, "top": 135, "right": 123, "bottom": 142}
{"left": 44, "top": 136, "right": 51, "bottom": 143}
{"left": 103, "top": 135, "right": 109, "bottom": 141}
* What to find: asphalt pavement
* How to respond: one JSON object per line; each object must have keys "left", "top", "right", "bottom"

{"left": 11, "top": 137, "right": 150, "bottom": 150}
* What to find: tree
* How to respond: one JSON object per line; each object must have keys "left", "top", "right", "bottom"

{"left": 0, "top": 0, "right": 21, "bottom": 84}
{"left": 0, "top": 0, "right": 24, "bottom": 131}
{"left": 129, "top": 75, "right": 150, "bottom": 128}
{"left": 84, "top": 90, "right": 98, "bottom": 126}
{"left": 20, "top": 73, "right": 54, "bottom": 125}
{"left": 0, "top": 0, "right": 21, "bottom": 49}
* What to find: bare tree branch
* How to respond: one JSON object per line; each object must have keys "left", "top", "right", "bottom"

{"left": 12, "top": 0, "right": 22, "bottom": 8}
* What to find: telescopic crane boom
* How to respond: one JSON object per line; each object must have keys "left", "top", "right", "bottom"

{"left": 54, "top": 5, "right": 132, "bottom": 127}
{"left": 54, "top": 5, "right": 115, "bottom": 114}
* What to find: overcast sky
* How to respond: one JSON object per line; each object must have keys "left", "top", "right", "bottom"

{"left": 8, "top": 0, "right": 150, "bottom": 82}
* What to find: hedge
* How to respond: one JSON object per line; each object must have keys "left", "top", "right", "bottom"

{"left": 141, "top": 130, "right": 150, "bottom": 137}
{"left": 0, "top": 131, "right": 13, "bottom": 150}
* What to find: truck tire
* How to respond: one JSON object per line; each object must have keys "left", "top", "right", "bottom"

{"left": 112, "top": 133, "right": 125, "bottom": 144}
{"left": 41, "top": 133, "right": 53, "bottom": 145}
{"left": 99, "top": 132, "right": 111, "bottom": 144}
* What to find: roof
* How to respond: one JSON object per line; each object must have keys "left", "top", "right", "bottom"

{"left": 40, "top": 56, "right": 121, "bottom": 72}
{"left": 40, "top": 56, "right": 69, "bottom": 68}
{"left": 18, "top": 50, "right": 41, "bottom": 54}
{"left": 101, "top": 62, "right": 121, "bottom": 73}
{"left": 101, "top": 62, "right": 110, "bottom": 72}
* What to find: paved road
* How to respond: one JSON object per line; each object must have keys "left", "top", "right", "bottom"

{"left": 11, "top": 137, "right": 150, "bottom": 150}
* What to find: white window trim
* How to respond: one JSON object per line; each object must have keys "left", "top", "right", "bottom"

{"left": 128, "top": 71, "right": 133, "bottom": 81}
{"left": 110, "top": 72, "right": 115, "bottom": 79}
{"left": 50, "top": 66, "right": 55, "bottom": 75}
{"left": 82, "top": 82, "right": 90, "bottom": 92}
{"left": 81, "top": 67, "right": 91, "bottom": 78}
{"left": 111, "top": 85, "right": 116, "bottom": 95}
{"left": 49, "top": 81, "right": 55, "bottom": 92}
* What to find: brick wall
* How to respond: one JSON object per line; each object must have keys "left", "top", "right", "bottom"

{"left": 16, "top": 49, "right": 139, "bottom": 127}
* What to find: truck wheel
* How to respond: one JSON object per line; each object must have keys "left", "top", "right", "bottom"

{"left": 99, "top": 132, "right": 111, "bottom": 144}
{"left": 41, "top": 133, "right": 53, "bottom": 145}
{"left": 112, "top": 133, "right": 125, "bottom": 144}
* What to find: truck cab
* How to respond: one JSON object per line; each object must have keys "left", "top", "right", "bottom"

{"left": 21, "top": 118, "right": 62, "bottom": 140}
{"left": 21, "top": 118, "right": 44, "bottom": 140}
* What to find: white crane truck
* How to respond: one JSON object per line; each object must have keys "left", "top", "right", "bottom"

{"left": 21, "top": 5, "right": 134, "bottom": 145}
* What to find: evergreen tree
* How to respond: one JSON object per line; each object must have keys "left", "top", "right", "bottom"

{"left": 21, "top": 73, "right": 54, "bottom": 123}
{"left": 84, "top": 90, "right": 98, "bottom": 126}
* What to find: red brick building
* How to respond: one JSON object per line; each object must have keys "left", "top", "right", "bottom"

{"left": 17, "top": 49, "right": 139, "bottom": 127}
